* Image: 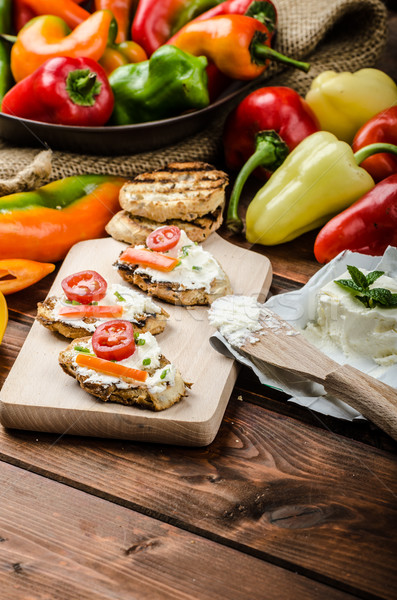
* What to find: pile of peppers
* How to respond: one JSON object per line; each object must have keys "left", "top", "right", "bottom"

{"left": 224, "top": 72, "right": 397, "bottom": 263}
{"left": 0, "top": 0, "right": 311, "bottom": 126}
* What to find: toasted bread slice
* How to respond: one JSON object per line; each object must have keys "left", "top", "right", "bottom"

{"left": 105, "top": 205, "right": 224, "bottom": 246}
{"left": 114, "top": 229, "right": 233, "bottom": 306}
{"left": 119, "top": 162, "right": 228, "bottom": 222}
{"left": 37, "top": 283, "right": 169, "bottom": 339}
{"left": 59, "top": 334, "right": 190, "bottom": 411}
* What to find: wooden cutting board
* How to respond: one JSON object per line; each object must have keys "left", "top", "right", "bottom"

{"left": 0, "top": 234, "right": 272, "bottom": 446}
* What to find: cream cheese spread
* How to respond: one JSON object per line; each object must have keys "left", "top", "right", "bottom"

{"left": 209, "top": 295, "right": 272, "bottom": 346}
{"left": 72, "top": 331, "right": 176, "bottom": 393}
{"left": 134, "top": 230, "right": 224, "bottom": 292}
{"left": 52, "top": 283, "right": 162, "bottom": 332}
{"left": 303, "top": 271, "right": 397, "bottom": 366}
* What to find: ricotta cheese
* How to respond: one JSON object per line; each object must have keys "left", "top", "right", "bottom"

{"left": 134, "top": 230, "right": 224, "bottom": 292}
{"left": 208, "top": 295, "right": 273, "bottom": 347}
{"left": 52, "top": 283, "right": 162, "bottom": 332}
{"left": 303, "top": 271, "right": 397, "bottom": 366}
{"left": 73, "top": 331, "right": 176, "bottom": 393}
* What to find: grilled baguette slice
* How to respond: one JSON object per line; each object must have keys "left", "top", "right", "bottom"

{"left": 105, "top": 205, "right": 224, "bottom": 246}
{"left": 119, "top": 162, "right": 228, "bottom": 222}
{"left": 59, "top": 337, "right": 189, "bottom": 411}
{"left": 37, "top": 295, "right": 169, "bottom": 339}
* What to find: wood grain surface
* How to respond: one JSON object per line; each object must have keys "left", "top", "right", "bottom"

{"left": 0, "top": 234, "right": 272, "bottom": 445}
{"left": 0, "top": 8, "right": 396, "bottom": 600}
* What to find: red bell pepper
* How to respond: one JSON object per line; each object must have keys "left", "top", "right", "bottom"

{"left": 314, "top": 174, "right": 397, "bottom": 264}
{"left": 131, "top": 0, "right": 218, "bottom": 57}
{"left": 224, "top": 87, "right": 320, "bottom": 231}
{"left": 2, "top": 56, "right": 114, "bottom": 126}
{"left": 352, "top": 106, "right": 397, "bottom": 183}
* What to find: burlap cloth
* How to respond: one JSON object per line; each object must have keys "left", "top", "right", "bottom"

{"left": 0, "top": 0, "right": 388, "bottom": 182}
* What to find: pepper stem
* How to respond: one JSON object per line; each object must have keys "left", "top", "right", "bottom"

{"left": 66, "top": 69, "right": 101, "bottom": 107}
{"left": 227, "top": 130, "right": 289, "bottom": 233}
{"left": 251, "top": 40, "right": 310, "bottom": 73}
{"left": 354, "top": 142, "right": 397, "bottom": 165}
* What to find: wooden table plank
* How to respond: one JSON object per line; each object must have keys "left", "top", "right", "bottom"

{"left": 0, "top": 462, "right": 358, "bottom": 600}
{"left": 0, "top": 397, "right": 395, "bottom": 599}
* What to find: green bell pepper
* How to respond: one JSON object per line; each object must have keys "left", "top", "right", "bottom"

{"left": 108, "top": 44, "right": 209, "bottom": 125}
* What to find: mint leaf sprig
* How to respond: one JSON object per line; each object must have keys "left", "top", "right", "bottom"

{"left": 334, "top": 266, "right": 397, "bottom": 309}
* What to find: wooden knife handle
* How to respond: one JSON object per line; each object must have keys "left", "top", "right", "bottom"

{"left": 324, "top": 364, "right": 397, "bottom": 441}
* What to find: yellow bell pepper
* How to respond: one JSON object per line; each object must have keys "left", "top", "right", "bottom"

{"left": 245, "top": 131, "right": 375, "bottom": 246}
{"left": 305, "top": 69, "right": 397, "bottom": 143}
{"left": 0, "top": 290, "right": 7, "bottom": 343}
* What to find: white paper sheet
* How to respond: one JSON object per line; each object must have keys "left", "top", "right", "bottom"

{"left": 209, "top": 246, "right": 397, "bottom": 421}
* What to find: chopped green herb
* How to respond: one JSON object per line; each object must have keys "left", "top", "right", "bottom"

{"left": 160, "top": 368, "right": 169, "bottom": 380}
{"left": 134, "top": 332, "right": 140, "bottom": 340}
{"left": 192, "top": 265, "right": 202, "bottom": 271}
{"left": 181, "top": 245, "right": 192, "bottom": 257}
{"left": 137, "top": 338, "right": 146, "bottom": 346}
{"left": 142, "top": 358, "right": 151, "bottom": 366}
{"left": 64, "top": 299, "right": 81, "bottom": 305}
{"left": 334, "top": 266, "right": 397, "bottom": 309}
{"left": 114, "top": 291, "right": 126, "bottom": 302}
{"left": 91, "top": 301, "right": 98, "bottom": 305}
{"left": 74, "top": 345, "right": 91, "bottom": 353}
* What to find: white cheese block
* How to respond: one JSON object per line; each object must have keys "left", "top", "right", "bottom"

{"left": 304, "top": 271, "right": 397, "bottom": 366}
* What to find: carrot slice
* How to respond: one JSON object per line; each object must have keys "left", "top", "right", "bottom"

{"left": 119, "top": 247, "right": 179, "bottom": 272}
{"left": 75, "top": 353, "right": 148, "bottom": 383}
{"left": 59, "top": 305, "right": 123, "bottom": 318}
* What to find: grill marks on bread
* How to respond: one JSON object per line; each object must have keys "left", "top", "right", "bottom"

{"left": 119, "top": 162, "right": 229, "bottom": 223}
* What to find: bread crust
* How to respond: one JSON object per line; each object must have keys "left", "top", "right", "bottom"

{"left": 115, "top": 263, "right": 233, "bottom": 306}
{"left": 37, "top": 296, "right": 169, "bottom": 339}
{"left": 59, "top": 338, "right": 189, "bottom": 411}
{"left": 105, "top": 206, "right": 224, "bottom": 246}
{"left": 119, "top": 161, "right": 228, "bottom": 222}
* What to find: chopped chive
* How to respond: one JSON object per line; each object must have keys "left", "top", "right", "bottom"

{"left": 181, "top": 245, "right": 192, "bottom": 257}
{"left": 91, "top": 301, "right": 98, "bottom": 305}
{"left": 192, "top": 265, "right": 201, "bottom": 271}
{"left": 74, "top": 345, "right": 91, "bottom": 353}
{"left": 134, "top": 332, "right": 140, "bottom": 340}
{"left": 136, "top": 338, "right": 146, "bottom": 346}
{"left": 142, "top": 358, "right": 151, "bottom": 366}
{"left": 160, "top": 368, "right": 169, "bottom": 380}
{"left": 114, "top": 291, "right": 126, "bottom": 302}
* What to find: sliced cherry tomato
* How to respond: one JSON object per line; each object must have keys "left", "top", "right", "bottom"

{"left": 119, "top": 248, "right": 180, "bottom": 272}
{"left": 61, "top": 270, "right": 107, "bottom": 305}
{"left": 92, "top": 319, "right": 135, "bottom": 361}
{"left": 146, "top": 226, "right": 181, "bottom": 252}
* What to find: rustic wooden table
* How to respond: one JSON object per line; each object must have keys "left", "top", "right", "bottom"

{"left": 1, "top": 8, "right": 397, "bottom": 600}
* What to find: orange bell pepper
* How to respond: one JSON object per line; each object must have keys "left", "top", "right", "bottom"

{"left": 0, "top": 259, "right": 55, "bottom": 295}
{"left": 19, "top": 0, "right": 90, "bottom": 30}
{"left": 172, "top": 14, "right": 310, "bottom": 80}
{"left": 99, "top": 41, "right": 147, "bottom": 76}
{"left": 11, "top": 10, "right": 115, "bottom": 82}
{"left": 75, "top": 353, "right": 148, "bottom": 383}
{"left": 58, "top": 305, "right": 124, "bottom": 318}
{"left": 95, "top": 0, "right": 137, "bottom": 43}
{"left": 0, "top": 175, "right": 126, "bottom": 263}
{"left": 119, "top": 248, "right": 180, "bottom": 272}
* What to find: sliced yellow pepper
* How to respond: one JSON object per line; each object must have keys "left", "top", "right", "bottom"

{"left": 305, "top": 68, "right": 397, "bottom": 143}
{"left": 0, "top": 290, "right": 7, "bottom": 343}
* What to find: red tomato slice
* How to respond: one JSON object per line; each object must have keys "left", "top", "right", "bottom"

{"left": 61, "top": 270, "right": 107, "bottom": 304}
{"left": 92, "top": 319, "right": 135, "bottom": 361}
{"left": 146, "top": 226, "right": 181, "bottom": 252}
